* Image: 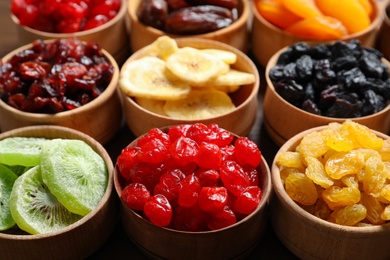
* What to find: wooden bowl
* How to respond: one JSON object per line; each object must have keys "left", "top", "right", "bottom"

{"left": 263, "top": 45, "right": 390, "bottom": 146}
{"left": 0, "top": 40, "right": 123, "bottom": 145}
{"left": 377, "top": 1, "right": 390, "bottom": 60}
{"left": 271, "top": 125, "right": 390, "bottom": 259}
{"left": 119, "top": 37, "right": 260, "bottom": 137}
{"left": 251, "top": 0, "right": 385, "bottom": 67}
{"left": 10, "top": 0, "right": 130, "bottom": 65}
{"left": 0, "top": 125, "right": 118, "bottom": 259}
{"left": 114, "top": 127, "right": 272, "bottom": 260}
{"left": 128, "top": 0, "right": 250, "bottom": 53}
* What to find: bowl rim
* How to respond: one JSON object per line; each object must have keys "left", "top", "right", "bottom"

{"left": 265, "top": 43, "right": 390, "bottom": 121}
{"left": 251, "top": 0, "right": 385, "bottom": 41}
{"left": 0, "top": 125, "right": 114, "bottom": 240}
{"left": 10, "top": 0, "right": 128, "bottom": 36}
{"left": 114, "top": 126, "right": 272, "bottom": 234}
{"left": 0, "top": 39, "right": 120, "bottom": 119}
{"left": 120, "top": 37, "right": 260, "bottom": 121}
{"left": 271, "top": 124, "right": 390, "bottom": 233}
{"left": 128, "top": 0, "right": 250, "bottom": 38}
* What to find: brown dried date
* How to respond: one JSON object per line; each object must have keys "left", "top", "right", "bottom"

{"left": 164, "top": 5, "right": 233, "bottom": 34}
{"left": 186, "top": 0, "right": 238, "bottom": 9}
{"left": 166, "top": 0, "right": 191, "bottom": 11}
{"left": 137, "top": 0, "right": 168, "bottom": 30}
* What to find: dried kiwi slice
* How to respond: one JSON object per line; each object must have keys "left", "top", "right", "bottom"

{"left": 0, "top": 137, "right": 48, "bottom": 166}
{"left": 40, "top": 139, "right": 108, "bottom": 216}
{"left": 0, "top": 164, "right": 18, "bottom": 231}
{"left": 9, "top": 166, "right": 82, "bottom": 235}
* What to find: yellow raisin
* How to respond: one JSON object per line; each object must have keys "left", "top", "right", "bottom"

{"left": 285, "top": 172, "right": 318, "bottom": 205}
{"left": 381, "top": 205, "right": 390, "bottom": 221}
{"left": 361, "top": 156, "right": 386, "bottom": 197}
{"left": 322, "top": 186, "right": 361, "bottom": 209}
{"left": 296, "top": 130, "right": 330, "bottom": 158}
{"left": 313, "top": 198, "right": 331, "bottom": 220}
{"left": 342, "top": 120, "right": 384, "bottom": 149}
{"left": 360, "top": 193, "right": 385, "bottom": 225}
{"left": 280, "top": 167, "right": 302, "bottom": 181}
{"left": 330, "top": 204, "right": 367, "bottom": 226}
{"left": 276, "top": 151, "right": 304, "bottom": 169}
{"left": 340, "top": 175, "right": 359, "bottom": 189}
{"left": 305, "top": 156, "right": 334, "bottom": 188}
{"left": 378, "top": 138, "right": 390, "bottom": 161}
{"left": 326, "top": 129, "right": 354, "bottom": 152}
{"left": 325, "top": 150, "right": 365, "bottom": 179}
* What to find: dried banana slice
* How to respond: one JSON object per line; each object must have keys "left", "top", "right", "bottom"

{"left": 135, "top": 97, "right": 168, "bottom": 116}
{"left": 166, "top": 47, "right": 230, "bottom": 86}
{"left": 137, "top": 36, "right": 179, "bottom": 61}
{"left": 200, "top": 49, "right": 237, "bottom": 64}
{"left": 209, "top": 69, "right": 256, "bottom": 86}
{"left": 119, "top": 56, "right": 191, "bottom": 100}
{"left": 164, "top": 89, "right": 236, "bottom": 120}
{"left": 211, "top": 84, "right": 240, "bottom": 93}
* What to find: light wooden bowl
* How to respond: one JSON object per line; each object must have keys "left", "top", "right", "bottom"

{"left": 119, "top": 37, "right": 260, "bottom": 137}
{"left": 114, "top": 127, "right": 272, "bottom": 260}
{"left": 128, "top": 0, "right": 250, "bottom": 53}
{"left": 271, "top": 125, "right": 390, "bottom": 259}
{"left": 0, "top": 40, "right": 123, "bottom": 145}
{"left": 10, "top": 0, "right": 130, "bottom": 65}
{"left": 251, "top": 0, "right": 385, "bottom": 67}
{"left": 377, "top": 1, "right": 390, "bottom": 60}
{"left": 0, "top": 125, "right": 118, "bottom": 259}
{"left": 263, "top": 45, "right": 390, "bottom": 146}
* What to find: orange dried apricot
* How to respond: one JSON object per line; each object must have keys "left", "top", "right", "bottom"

{"left": 282, "top": 0, "right": 322, "bottom": 19}
{"left": 315, "top": 0, "right": 371, "bottom": 34}
{"left": 255, "top": 0, "right": 302, "bottom": 29}
{"left": 284, "top": 16, "right": 348, "bottom": 40}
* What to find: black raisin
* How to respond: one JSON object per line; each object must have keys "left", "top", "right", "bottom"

{"left": 296, "top": 55, "right": 313, "bottom": 81}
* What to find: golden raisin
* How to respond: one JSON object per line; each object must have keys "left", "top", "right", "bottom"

{"left": 360, "top": 193, "right": 385, "bottom": 225}
{"left": 322, "top": 186, "right": 361, "bottom": 209}
{"left": 325, "top": 150, "right": 365, "bottom": 179}
{"left": 285, "top": 172, "right": 318, "bottom": 206}
{"left": 276, "top": 151, "right": 304, "bottom": 169}
{"left": 305, "top": 156, "right": 334, "bottom": 188}
{"left": 329, "top": 203, "right": 367, "bottom": 226}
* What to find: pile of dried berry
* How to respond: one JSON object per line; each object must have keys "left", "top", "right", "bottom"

{"left": 11, "top": 0, "right": 121, "bottom": 33}
{"left": 0, "top": 38, "right": 114, "bottom": 113}
{"left": 269, "top": 40, "right": 390, "bottom": 118}
{"left": 116, "top": 123, "right": 263, "bottom": 231}
{"left": 137, "top": 0, "right": 238, "bottom": 34}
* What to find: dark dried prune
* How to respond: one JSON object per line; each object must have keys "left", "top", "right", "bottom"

{"left": 274, "top": 79, "right": 304, "bottom": 106}
{"left": 164, "top": 5, "right": 233, "bottom": 34}
{"left": 361, "top": 89, "right": 386, "bottom": 116}
{"left": 137, "top": 0, "right": 168, "bottom": 30}
{"left": 296, "top": 55, "right": 313, "bottom": 81}
{"left": 359, "top": 50, "right": 385, "bottom": 78}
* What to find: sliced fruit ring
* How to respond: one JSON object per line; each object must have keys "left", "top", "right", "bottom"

{"left": 0, "top": 137, "right": 48, "bottom": 167}
{"left": 164, "top": 89, "right": 236, "bottom": 120}
{"left": 40, "top": 139, "right": 108, "bottom": 216}
{"left": 0, "top": 164, "right": 18, "bottom": 231}
{"left": 200, "top": 49, "right": 237, "bottom": 64}
{"left": 135, "top": 97, "right": 168, "bottom": 116}
{"left": 137, "top": 35, "right": 179, "bottom": 61}
{"left": 166, "top": 47, "right": 230, "bottom": 86}
{"left": 120, "top": 57, "right": 191, "bottom": 100}
{"left": 9, "top": 166, "right": 82, "bottom": 235}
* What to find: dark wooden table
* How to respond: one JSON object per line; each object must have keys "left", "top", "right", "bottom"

{"left": 0, "top": 1, "right": 300, "bottom": 258}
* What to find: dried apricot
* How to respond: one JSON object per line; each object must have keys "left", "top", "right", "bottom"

{"left": 282, "top": 0, "right": 322, "bottom": 19}
{"left": 255, "top": 0, "right": 302, "bottom": 29}
{"left": 315, "top": 0, "right": 371, "bottom": 34}
{"left": 285, "top": 16, "right": 348, "bottom": 40}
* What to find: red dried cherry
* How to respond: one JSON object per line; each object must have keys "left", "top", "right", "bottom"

{"left": 220, "top": 160, "right": 250, "bottom": 196}
{"left": 144, "top": 194, "right": 172, "bottom": 227}
{"left": 234, "top": 137, "right": 262, "bottom": 168}
{"left": 121, "top": 183, "right": 151, "bottom": 211}
{"left": 178, "top": 174, "right": 201, "bottom": 207}
{"left": 234, "top": 186, "right": 262, "bottom": 215}
{"left": 198, "top": 186, "right": 228, "bottom": 213}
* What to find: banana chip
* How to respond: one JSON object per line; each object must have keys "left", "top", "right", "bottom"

{"left": 200, "top": 49, "right": 237, "bottom": 64}
{"left": 137, "top": 36, "right": 179, "bottom": 61}
{"left": 166, "top": 47, "right": 230, "bottom": 86}
{"left": 164, "top": 89, "right": 236, "bottom": 120}
{"left": 119, "top": 57, "right": 191, "bottom": 100}
{"left": 135, "top": 97, "right": 168, "bottom": 116}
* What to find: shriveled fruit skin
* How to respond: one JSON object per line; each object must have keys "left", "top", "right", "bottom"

{"left": 285, "top": 172, "right": 318, "bottom": 206}
{"left": 329, "top": 203, "right": 367, "bottom": 226}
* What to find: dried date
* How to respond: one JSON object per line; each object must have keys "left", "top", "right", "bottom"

{"left": 164, "top": 5, "right": 233, "bottom": 34}
{"left": 186, "top": 0, "right": 238, "bottom": 9}
{"left": 137, "top": 0, "right": 168, "bottom": 30}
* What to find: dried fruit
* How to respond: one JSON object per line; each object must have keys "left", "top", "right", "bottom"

{"left": 276, "top": 120, "right": 390, "bottom": 226}
{"left": 117, "top": 123, "right": 264, "bottom": 230}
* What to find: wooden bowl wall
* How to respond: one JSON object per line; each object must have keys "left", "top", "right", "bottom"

{"left": 271, "top": 126, "right": 390, "bottom": 259}
{"left": 128, "top": 0, "right": 250, "bottom": 53}
{"left": 263, "top": 46, "right": 390, "bottom": 147}
{"left": 0, "top": 125, "right": 118, "bottom": 259}
{"left": 120, "top": 37, "right": 260, "bottom": 137}
{"left": 377, "top": 2, "right": 390, "bottom": 60}
{"left": 250, "top": 0, "right": 385, "bottom": 67}
{"left": 114, "top": 129, "right": 272, "bottom": 260}
{"left": 10, "top": 0, "right": 130, "bottom": 65}
{"left": 0, "top": 41, "right": 123, "bottom": 145}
